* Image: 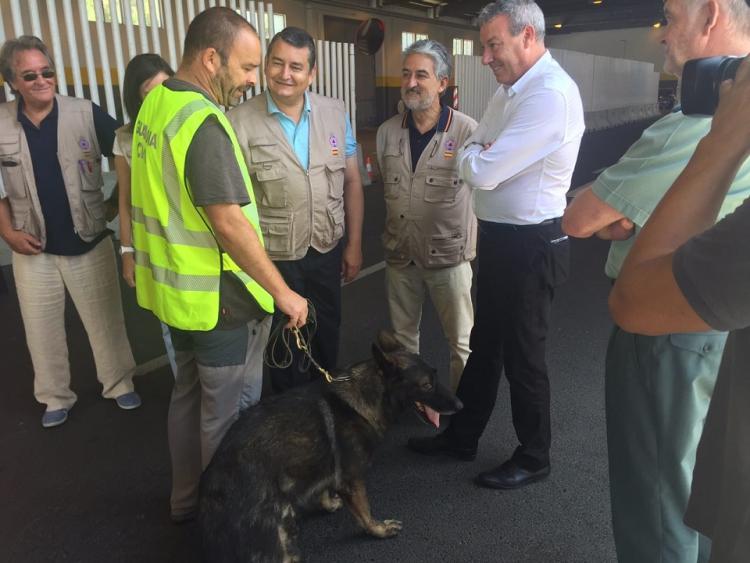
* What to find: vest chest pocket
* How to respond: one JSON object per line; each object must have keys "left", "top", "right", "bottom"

{"left": 259, "top": 210, "right": 293, "bottom": 256}
{"left": 424, "top": 174, "right": 461, "bottom": 204}
{"left": 382, "top": 139, "right": 402, "bottom": 159}
{"left": 325, "top": 161, "right": 346, "bottom": 200}
{"left": 253, "top": 164, "right": 289, "bottom": 208}
{"left": 381, "top": 140, "right": 403, "bottom": 191}
{"left": 249, "top": 143, "right": 288, "bottom": 208}
{"left": 382, "top": 173, "right": 401, "bottom": 200}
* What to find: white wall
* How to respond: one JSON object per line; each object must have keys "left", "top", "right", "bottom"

{"left": 551, "top": 49, "right": 659, "bottom": 111}
{"left": 547, "top": 26, "right": 667, "bottom": 73}
{"left": 455, "top": 49, "right": 660, "bottom": 124}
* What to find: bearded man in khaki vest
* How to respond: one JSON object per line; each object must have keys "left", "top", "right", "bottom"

{"left": 0, "top": 36, "right": 140, "bottom": 429}
{"left": 376, "top": 40, "right": 477, "bottom": 393}
{"left": 229, "top": 27, "right": 364, "bottom": 393}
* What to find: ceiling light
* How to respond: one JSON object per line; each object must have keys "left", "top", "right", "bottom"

{"left": 653, "top": 22, "right": 662, "bottom": 28}
{"left": 553, "top": 23, "right": 563, "bottom": 29}
{"left": 591, "top": 0, "right": 603, "bottom": 4}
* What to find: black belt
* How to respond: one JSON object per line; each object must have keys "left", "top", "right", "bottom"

{"left": 479, "top": 217, "right": 560, "bottom": 231}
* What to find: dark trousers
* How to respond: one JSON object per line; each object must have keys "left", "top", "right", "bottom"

{"left": 269, "top": 242, "right": 343, "bottom": 393}
{"left": 446, "top": 219, "right": 569, "bottom": 470}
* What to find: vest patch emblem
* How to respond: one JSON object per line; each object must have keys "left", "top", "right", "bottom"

{"left": 79, "top": 137, "right": 94, "bottom": 159}
{"left": 329, "top": 134, "right": 340, "bottom": 156}
{"left": 443, "top": 138, "right": 456, "bottom": 159}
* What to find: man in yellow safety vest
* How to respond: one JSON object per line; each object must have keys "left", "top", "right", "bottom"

{"left": 130, "top": 7, "right": 307, "bottom": 523}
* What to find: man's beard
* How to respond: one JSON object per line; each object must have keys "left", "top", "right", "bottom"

{"left": 402, "top": 88, "right": 435, "bottom": 111}
{"left": 213, "top": 66, "right": 244, "bottom": 107}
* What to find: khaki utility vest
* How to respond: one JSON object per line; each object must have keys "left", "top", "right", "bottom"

{"left": 228, "top": 92, "right": 348, "bottom": 261}
{"left": 376, "top": 107, "right": 477, "bottom": 268}
{"left": 0, "top": 95, "right": 105, "bottom": 249}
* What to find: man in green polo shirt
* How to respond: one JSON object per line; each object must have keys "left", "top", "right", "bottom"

{"left": 562, "top": 0, "right": 750, "bottom": 560}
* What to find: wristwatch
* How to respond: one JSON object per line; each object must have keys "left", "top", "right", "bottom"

{"left": 119, "top": 245, "right": 135, "bottom": 255}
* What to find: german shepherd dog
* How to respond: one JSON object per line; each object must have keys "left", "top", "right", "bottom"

{"left": 199, "top": 331, "right": 463, "bottom": 562}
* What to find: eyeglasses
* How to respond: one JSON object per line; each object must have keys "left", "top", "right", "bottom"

{"left": 21, "top": 69, "right": 55, "bottom": 82}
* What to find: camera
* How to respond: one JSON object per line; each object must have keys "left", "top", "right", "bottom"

{"left": 681, "top": 55, "right": 745, "bottom": 116}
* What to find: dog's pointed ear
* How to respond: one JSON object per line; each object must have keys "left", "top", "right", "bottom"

{"left": 376, "top": 330, "right": 403, "bottom": 353}
{"left": 372, "top": 330, "right": 404, "bottom": 376}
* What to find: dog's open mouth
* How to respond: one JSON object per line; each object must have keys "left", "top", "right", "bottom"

{"left": 414, "top": 402, "right": 440, "bottom": 428}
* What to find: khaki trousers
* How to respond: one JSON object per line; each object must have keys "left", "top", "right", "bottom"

{"left": 13, "top": 237, "right": 136, "bottom": 411}
{"left": 385, "top": 261, "right": 473, "bottom": 391}
{"left": 167, "top": 315, "right": 271, "bottom": 516}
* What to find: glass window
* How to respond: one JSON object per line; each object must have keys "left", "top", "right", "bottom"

{"left": 244, "top": 11, "right": 287, "bottom": 40}
{"left": 86, "top": 0, "right": 162, "bottom": 27}
{"left": 452, "top": 38, "right": 474, "bottom": 56}
{"left": 402, "top": 32, "right": 428, "bottom": 52}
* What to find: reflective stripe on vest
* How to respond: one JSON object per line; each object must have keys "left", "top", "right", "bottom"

{"left": 130, "top": 85, "right": 274, "bottom": 331}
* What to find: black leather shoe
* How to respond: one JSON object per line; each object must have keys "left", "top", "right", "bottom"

{"left": 407, "top": 433, "right": 477, "bottom": 461}
{"left": 475, "top": 460, "right": 550, "bottom": 489}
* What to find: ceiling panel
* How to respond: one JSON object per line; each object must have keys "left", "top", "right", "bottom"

{"left": 380, "top": 0, "right": 664, "bottom": 33}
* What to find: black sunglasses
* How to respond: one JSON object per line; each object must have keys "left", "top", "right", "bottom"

{"left": 21, "top": 69, "right": 55, "bottom": 82}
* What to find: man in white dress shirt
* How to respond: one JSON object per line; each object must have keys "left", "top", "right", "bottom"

{"left": 408, "top": 0, "right": 584, "bottom": 490}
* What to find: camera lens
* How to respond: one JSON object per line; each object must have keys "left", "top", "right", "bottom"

{"left": 681, "top": 55, "right": 744, "bottom": 116}
{"left": 719, "top": 57, "right": 742, "bottom": 83}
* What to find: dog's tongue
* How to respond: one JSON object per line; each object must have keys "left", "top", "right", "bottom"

{"left": 424, "top": 405, "right": 440, "bottom": 428}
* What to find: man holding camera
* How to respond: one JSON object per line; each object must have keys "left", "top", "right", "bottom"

{"left": 562, "top": 1, "right": 750, "bottom": 561}
{"left": 610, "top": 54, "right": 750, "bottom": 563}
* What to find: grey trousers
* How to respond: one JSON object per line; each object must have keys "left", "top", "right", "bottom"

{"left": 167, "top": 315, "right": 271, "bottom": 517}
{"left": 606, "top": 326, "right": 724, "bottom": 563}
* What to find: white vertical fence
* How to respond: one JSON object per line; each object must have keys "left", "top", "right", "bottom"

{"left": 314, "top": 39, "right": 356, "bottom": 138}
{"left": 0, "top": 0, "right": 357, "bottom": 132}
{"left": 0, "top": 0, "right": 357, "bottom": 272}
{"left": 453, "top": 54, "right": 496, "bottom": 125}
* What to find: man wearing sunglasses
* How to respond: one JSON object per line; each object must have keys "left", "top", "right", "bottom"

{"left": 0, "top": 36, "right": 141, "bottom": 428}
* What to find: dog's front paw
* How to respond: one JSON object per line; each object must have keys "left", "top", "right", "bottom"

{"left": 368, "top": 518, "right": 403, "bottom": 538}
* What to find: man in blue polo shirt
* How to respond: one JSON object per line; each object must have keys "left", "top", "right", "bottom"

{"left": 0, "top": 36, "right": 140, "bottom": 428}
{"left": 229, "top": 27, "right": 364, "bottom": 392}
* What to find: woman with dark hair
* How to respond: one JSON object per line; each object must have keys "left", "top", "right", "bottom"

{"left": 121, "top": 53, "right": 174, "bottom": 130}
{"left": 116, "top": 53, "right": 173, "bottom": 285}
{"left": 115, "top": 53, "right": 175, "bottom": 372}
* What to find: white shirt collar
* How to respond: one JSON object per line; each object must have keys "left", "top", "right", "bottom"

{"left": 505, "top": 50, "right": 551, "bottom": 98}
